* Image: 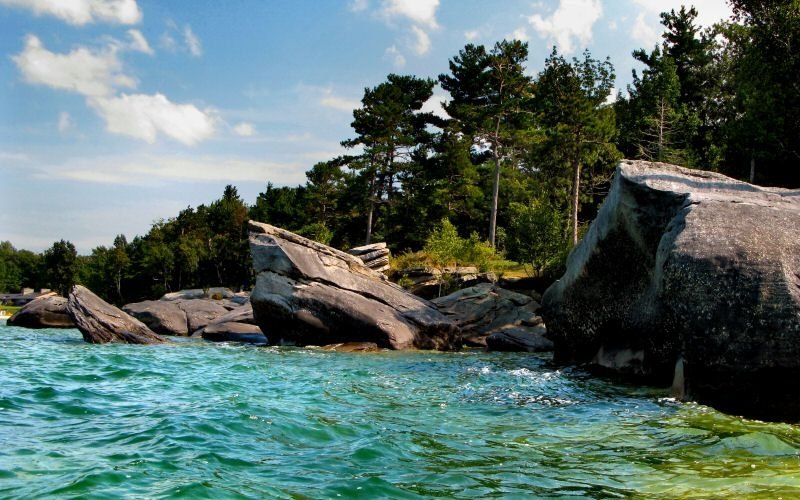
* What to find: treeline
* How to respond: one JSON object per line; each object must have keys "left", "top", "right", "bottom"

{"left": 2, "top": 2, "right": 798, "bottom": 303}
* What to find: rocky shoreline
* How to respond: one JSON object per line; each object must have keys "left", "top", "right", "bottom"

{"left": 6, "top": 160, "right": 800, "bottom": 420}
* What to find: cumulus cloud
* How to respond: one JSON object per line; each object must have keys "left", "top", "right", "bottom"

{"left": 419, "top": 92, "right": 450, "bottom": 120}
{"left": 528, "top": 0, "right": 602, "bottom": 54}
{"left": 381, "top": 0, "right": 439, "bottom": 29}
{"left": 384, "top": 45, "right": 406, "bottom": 68}
{"left": 89, "top": 93, "right": 216, "bottom": 146}
{"left": 12, "top": 35, "right": 136, "bottom": 97}
{"left": 464, "top": 30, "right": 480, "bottom": 41}
{"left": 631, "top": 12, "right": 659, "bottom": 48}
{"left": 631, "top": 0, "right": 732, "bottom": 28}
{"left": 507, "top": 27, "right": 529, "bottom": 42}
{"left": 58, "top": 111, "right": 74, "bottom": 132}
{"left": 233, "top": 122, "right": 256, "bottom": 136}
{"left": 319, "top": 89, "right": 360, "bottom": 112}
{"left": 126, "top": 29, "right": 153, "bottom": 54}
{"left": 410, "top": 25, "right": 431, "bottom": 55}
{"left": 183, "top": 25, "right": 202, "bottom": 57}
{"left": 0, "top": 0, "right": 141, "bottom": 25}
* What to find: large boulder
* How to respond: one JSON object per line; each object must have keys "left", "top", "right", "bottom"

{"left": 122, "top": 300, "right": 188, "bottom": 336}
{"left": 248, "top": 221, "right": 461, "bottom": 350}
{"left": 432, "top": 283, "right": 551, "bottom": 351}
{"left": 192, "top": 303, "right": 267, "bottom": 344}
{"left": 67, "top": 285, "right": 166, "bottom": 344}
{"left": 123, "top": 298, "right": 235, "bottom": 336}
{"left": 7, "top": 295, "right": 75, "bottom": 329}
{"left": 541, "top": 160, "right": 800, "bottom": 419}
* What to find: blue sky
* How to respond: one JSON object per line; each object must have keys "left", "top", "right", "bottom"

{"left": 0, "top": 0, "right": 732, "bottom": 253}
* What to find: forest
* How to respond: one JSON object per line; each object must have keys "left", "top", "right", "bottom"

{"left": 1, "top": 2, "right": 798, "bottom": 305}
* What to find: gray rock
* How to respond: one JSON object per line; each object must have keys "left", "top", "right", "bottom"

{"left": 248, "top": 221, "right": 460, "bottom": 350}
{"left": 7, "top": 295, "right": 75, "bottom": 329}
{"left": 160, "top": 287, "right": 234, "bottom": 301}
{"left": 192, "top": 303, "right": 265, "bottom": 344}
{"left": 176, "top": 300, "right": 229, "bottom": 333}
{"left": 123, "top": 300, "right": 188, "bottom": 336}
{"left": 67, "top": 285, "right": 166, "bottom": 344}
{"left": 347, "top": 242, "right": 387, "bottom": 255}
{"left": 541, "top": 160, "right": 800, "bottom": 419}
{"left": 486, "top": 326, "right": 553, "bottom": 352}
{"left": 433, "top": 283, "right": 545, "bottom": 350}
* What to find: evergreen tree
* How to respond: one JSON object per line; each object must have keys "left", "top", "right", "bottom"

{"left": 535, "top": 48, "right": 619, "bottom": 246}
{"left": 439, "top": 40, "right": 532, "bottom": 247}
{"left": 43, "top": 239, "right": 80, "bottom": 297}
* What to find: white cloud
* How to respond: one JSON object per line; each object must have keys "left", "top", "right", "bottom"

{"left": 420, "top": 91, "right": 450, "bottom": 120}
{"left": 507, "top": 27, "right": 529, "bottom": 42}
{"left": 183, "top": 25, "right": 202, "bottom": 57}
{"left": 630, "top": 0, "right": 732, "bottom": 28}
{"left": 126, "top": 29, "right": 153, "bottom": 54}
{"left": 319, "top": 89, "right": 360, "bottom": 112}
{"left": 381, "top": 0, "right": 439, "bottom": 29}
{"left": 349, "top": 0, "right": 368, "bottom": 12}
{"left": 160, "top": 32, "right": 176, "bottom": 51}
{"left": 631, "top": 12, "right": 659, "bottom": 48}
{"left": 89, "top": 93, "right": 216, "bottom": 145}
{"left": 464, "top": 30, "right": 480, "bottom": 41}
{"left": 384, "top": 45, "right": 406, "bottom": 68}
{"left": 43, "top": 154, "right": 306, "bottom": 186}
{"left": 528, "top": 0, "right": 602, "bottom": 54}
{"left": 410, "top": 25, "right": 431, "bottom": 55}
{"left": 12, "top": 35, "right": 136, "bottom": 97}
{"left": 233, "top": 122, "right": 256, "bottom": 136}
{"left": 0, "top": 0, "right": 141, "bottom": 25}
{"left": 58, "top": 111, "right": 74, "bottom": 132}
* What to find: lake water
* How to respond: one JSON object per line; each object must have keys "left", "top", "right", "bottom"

{"left": 1, "top": 324, "right": 800, "bottom": 498}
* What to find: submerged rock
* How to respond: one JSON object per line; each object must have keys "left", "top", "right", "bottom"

{"left": 248, "top": 221, "right": 460, "bottom": 350}
{"left": 7, "top": 295, "right": 75, "bottom": 329}
{"left": 321, "top": 342, "right": 380, "bottom": 352}
{"left": 432, "top": 283, "right": 549, "bottom": 351}
{"left": 541, "top": 160, "right": 800, "bottom": 419}
{"left": 67, "top": 285, "right": 166, "bottom": 344}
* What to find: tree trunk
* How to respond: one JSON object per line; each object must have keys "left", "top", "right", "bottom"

{"left": 488, "top": 151, "right": 501, "bottom": 248}
{"left": 571, "top": 157, "right": 582, "bottom": 246}
{"left": 749, "top": 156, "right": 755, "bottom": 183}
{"left": 365, "top": 170, "right": 376, "bottom": 245}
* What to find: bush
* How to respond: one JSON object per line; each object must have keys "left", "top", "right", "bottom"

{"left": 298, "top": 223, "right": 333, "bottom": 245}
{"left": 506, "top": 200, "right": 568, "bottom": 277}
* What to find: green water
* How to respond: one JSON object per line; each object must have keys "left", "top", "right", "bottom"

{"left": 1, "top": 325, "right": 800, "bottom": 498}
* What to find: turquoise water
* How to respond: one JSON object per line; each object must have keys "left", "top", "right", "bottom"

{"left": 1, "top": 325, "right": 800, "bottom": 498}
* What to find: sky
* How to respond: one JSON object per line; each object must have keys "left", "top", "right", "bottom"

{"left": 0, "top": 0, "right": 733, "bottom": 253}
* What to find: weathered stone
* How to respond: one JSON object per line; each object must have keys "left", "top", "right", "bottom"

{"left": 7, "top": 295, "right": 75, "bottom": 329}
{"left": 541, "top": 160, "right": 800, "bottom": 420}
{"left": 68, "top": 285, "right": 166, "bottom": 344}
{"left": 486, "top": 326, "right": 553, "bottom": 352}
{"left": 160, "top": 287, "right": 234, "bottom": 301}
{"left": 347, "top": 242, "right": 387, "bottom": 255}
{"left": 123, "top": 300, "right": 188, "bottom": 336}
{"left": 176, "top": 300, "right": 230, "bottom": 333}
{"left": 248, "top": 221, "right": 460, "bottom": 350}
{"left": 433, "top": 283, "right": 543, "bottom": 346}
{"left": 192, "top": 303, "right": 265, "bottom": 344}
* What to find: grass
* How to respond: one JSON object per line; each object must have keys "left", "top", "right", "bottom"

{"left": 0, "top": 305, "right": 21, "bottom": 315}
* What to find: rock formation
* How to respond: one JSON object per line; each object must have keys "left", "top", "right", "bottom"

{"left": 192, "top": 303, "right": 267, "bottom": 344}
{"left": 541, "top": 160, "right": 800, "bottom": 419}
{"left": 123, "top": 291, "right": 243, "bottom": 336}
{"left": 7, "top": 295, "right": 75, "bottom": 329}
{"left": 433, "top": 283, "right": 552, "bottom": 351}
{"left": 248, "top": 221, "right": 460, "bottom": 350}
{"left": 67, "top": 285, "right": 166, "bottom": 344}
{"left": 347, "top": 242, "right": 391, "bottom": 275}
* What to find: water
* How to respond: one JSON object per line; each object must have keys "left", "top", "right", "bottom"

{"left": 1, "top": 325, "right": 800, "bottom": 498}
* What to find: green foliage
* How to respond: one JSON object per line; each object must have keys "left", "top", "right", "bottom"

{"left": 397, "top": 274, "right": 415, "bottom": 290}
{"left": 423, "top": 219, "right": 501, "bottom": 272}
{"left": 298, "top": 223, "right": 333, "bottom": 245}
{"left": 44, "top": 240, "right": 80, "bottom": 297}
{"left": 506, "top": 200, "right": 568, "bottom": 276}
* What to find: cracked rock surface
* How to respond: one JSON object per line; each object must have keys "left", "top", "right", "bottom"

{"left": 248, "top": 221, "right": 461, "bottom": 350}
{"left": 542, "top": 160, "right": 800, "bottom": 419}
